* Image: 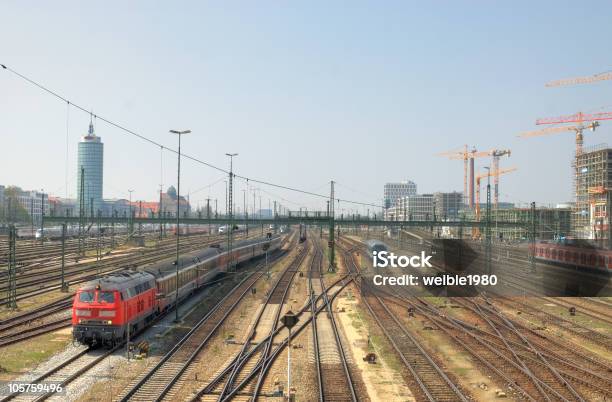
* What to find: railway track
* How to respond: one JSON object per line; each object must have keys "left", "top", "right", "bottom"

{"left": 339, "top": 238, "right": 470, "bottom": 402}
{"left": 0, "top": 230, "right": 151, "bottom": 272}
{"left": 1, "top": 233, "right": 294, "bottom": 402}
{"left": 115, "top": 236, "right": 297, "bottom": 402}
{"left": 493, "top": 296, "right": 612, "bottom": 349}
{"left": 0, "top": 233, "right": 264, "bottom": 349}
{"left": 0, "top": 230, "right": 230, "bottom": 286}
{"left": 373, "top": 276, "right": 612, "bottom": 402}
{"left": 152, "top": 238, "right": 308, "bottom": 401}
{"left": 200, "top": 262, "right": 355, "bottom": 401}
{"left": 310, "top": 237, "right": 358, "bottom": 402}
{"left": 0, "top": 232, "right": 249, "bottom": 306}
{"left": 344, "top": 234, "right": 612, "bottom": 400}
{"left": 462, "top": 297, "right": 611, "bottom": 400}
{"left": 0, "top": 345, "right": 117, "bottom": 402}
{"left": 541, "top": 296, "right": 612, "bottom": 325}
{"left": 367, "top": 233, "right": 612, "bottom": 348}
{"left": 0, "top": 297, "right": 74, "bottom": 348}
{"left": 182, "top": 232, "right": 353, "bottom": 401}
{"left": 0, "top": 231, "right": 216, "bottom": 288}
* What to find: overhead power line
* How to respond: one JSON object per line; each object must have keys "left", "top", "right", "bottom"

{"left": 1, "top": 63, "right": 382, "bottom": 208}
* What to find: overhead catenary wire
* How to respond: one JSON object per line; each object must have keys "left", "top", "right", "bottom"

{"left": 1, "top": 63, "right": 382, "bottom": 209}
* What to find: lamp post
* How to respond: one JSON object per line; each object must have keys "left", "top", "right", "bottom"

{"left": 170, "top": 129, "right": 191, "bottom": 322}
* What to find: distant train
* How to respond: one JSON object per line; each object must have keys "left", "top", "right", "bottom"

{"left": 72, "top": 235, "right": 281, "bottom": 346}
{"left": 531, "top": 240, "right": 612, "bottom": 273}
{"left": 366, "top": 239, "right": 388, "bottom": 254}
{"left": 35, "top": 225, "right": 132, "bottom": 240}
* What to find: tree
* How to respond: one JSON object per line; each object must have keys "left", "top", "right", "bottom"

{"left": 0, "top": 186, "right": 31, "bottom": 223}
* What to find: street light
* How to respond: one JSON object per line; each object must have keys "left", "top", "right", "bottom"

{"left": 170, "top": 129, "right": 191, "bottom": 322}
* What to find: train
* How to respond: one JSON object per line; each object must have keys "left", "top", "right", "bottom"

{"left": 35, "top": 225, "right": 130, "bottom": 240}
{"left": 531, "top": 240, "right": 612, "bottom": 273}
{"left": 72, "top": 234, "right": 282, "bottom": 346}
{"left": 366, "top": 239, "right": 388, "bottom": 254}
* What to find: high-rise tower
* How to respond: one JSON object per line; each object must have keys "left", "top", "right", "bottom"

{"left": 77, "top": 118, "right": 104, "bottom": 217}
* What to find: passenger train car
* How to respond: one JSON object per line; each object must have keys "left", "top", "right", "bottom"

{"left": 72, "top": 235, "right": 281, "bottom": 346}
{"left": 531, "top": 240, "right": 612, "bottom": 273}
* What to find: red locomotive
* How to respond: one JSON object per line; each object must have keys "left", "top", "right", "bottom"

{"left": 531, "top": 240, "right": 612, "bottom": 273}
{"left": 72, "top": 235, "right": 281, "bottom": 346}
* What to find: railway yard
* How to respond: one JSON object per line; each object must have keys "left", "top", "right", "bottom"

{"left": 0, "top": 227, "right": 610, "bottom": 402}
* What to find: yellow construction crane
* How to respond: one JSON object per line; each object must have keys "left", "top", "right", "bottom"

{"left": 518, "top": 121, "right": 600, "bottom": 156}
{"left": 437, "top": 145, "right": 490, "bottom": 209}
{"left": 546, "top": 71, "right": 612, "bottom": 87}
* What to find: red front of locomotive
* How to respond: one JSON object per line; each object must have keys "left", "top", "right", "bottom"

{"left": 72, "top": 271, "right": 158, "bottom": 347}
{"left": 72, "top": 285, "right": 125, "bottom": 346}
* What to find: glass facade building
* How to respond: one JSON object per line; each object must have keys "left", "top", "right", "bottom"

{"left": 77, "top": 121, "right": 103, "bottom": 217}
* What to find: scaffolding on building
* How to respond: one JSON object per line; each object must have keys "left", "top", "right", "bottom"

{"left": 573, "top": 144, "right": 611, "bottom": 239}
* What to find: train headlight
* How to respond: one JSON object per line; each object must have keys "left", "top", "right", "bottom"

{"left": 106, "top": 320, "right": 113, "bottom": 325}
{"left": 78, "top": 319, "right": 83, "bottom": 324}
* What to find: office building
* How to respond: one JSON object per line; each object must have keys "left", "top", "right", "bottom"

{"left": 434, "top": 191, "right": 464, "bottom": 219}
{"left": 383, "top": 181, "right": 416, "bottom": 209}
{"left": 388, "top": 193, "right": 434, "bottom": 221}
{"left": 77, "top": 119, "right": 104, "bottom": 217}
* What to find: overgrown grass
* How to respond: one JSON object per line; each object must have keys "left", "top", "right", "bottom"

{"left": 0, "top": 332, "right": 72, "bottom": 380}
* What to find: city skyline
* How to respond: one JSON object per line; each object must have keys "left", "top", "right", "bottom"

{"left": 2, "top": 2, "right": 612, "bottom": 213}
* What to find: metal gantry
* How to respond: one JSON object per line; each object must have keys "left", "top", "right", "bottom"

{"left": 226, "top": 153, "right": 238, "bottom": 272}
{"left": 529, "top": 201, "right": 537, "bottom": 272}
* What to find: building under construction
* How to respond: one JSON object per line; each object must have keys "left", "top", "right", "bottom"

{"left": 493, "top": 206, "right": 571, "bottom": 241}
{"left": 573, "top": 144, "right": 612, "bottom": 239}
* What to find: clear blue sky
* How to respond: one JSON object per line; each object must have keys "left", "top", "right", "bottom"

{"left": 2, "top": 1, "right": 612, "bottom": 214}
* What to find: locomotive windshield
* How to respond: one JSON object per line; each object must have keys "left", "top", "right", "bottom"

{"left": 98, "top": 291, "right": 115, "bottom": 303}
{"left": 78, "top": 291, "right": 95, "bottom": 303}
